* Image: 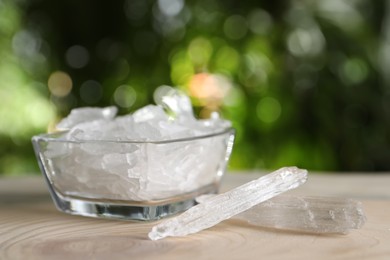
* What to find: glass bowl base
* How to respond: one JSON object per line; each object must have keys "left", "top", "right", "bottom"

{"left": 47, "top": 184, "right": 219, "bottom": 221}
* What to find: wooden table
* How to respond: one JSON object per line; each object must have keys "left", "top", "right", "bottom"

{"left": 1, "top": 172, "right": 390, "bottom": 260}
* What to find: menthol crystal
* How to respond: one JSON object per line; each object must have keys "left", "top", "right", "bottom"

{"left": 196, "top": 195, "right": 366, "bottom": 234}
{"left": 148, "top": 167, "right": 308, "bottom": 240}
{"left": 57, "top": 87, "right": 231, "bottom": 142}
{"left": 236, "top": 195, "right": 366, "bottom": 234}
{"left": 44, "top": 87, "right": 234, "bottom": 201}
{"left": 56, "top": 106, "right": 118, "bottom": 130}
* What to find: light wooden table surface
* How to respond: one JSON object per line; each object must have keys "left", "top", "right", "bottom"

{"left": 1, "top": 172, "right": 390, "bottom": 260}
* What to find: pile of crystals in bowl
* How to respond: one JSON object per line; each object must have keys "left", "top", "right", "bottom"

{"left": 44, "top": 86, "right": 233, "bottom": 201}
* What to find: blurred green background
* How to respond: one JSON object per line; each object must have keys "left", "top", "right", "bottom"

{"left": 1, "top": 0, "right": 389, "bottom": 175}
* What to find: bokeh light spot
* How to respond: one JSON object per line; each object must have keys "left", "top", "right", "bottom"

{"left": 47, "top": 71, "right": 73, "bottom": 97}
{"left": 189, "top": 73, "right": 231, "bottom": 105}
{"left": 157, "top": 0, "right": 184, "bottom": 17}
{"left": 224, "top": 15, "right": 248, "bottom": 40}
{"left": 188, "top": 37, "right": 213, "bottom": 67}
{"left": 12, "top": 30, "right": 41, "bottom": 60}
{"left": 239, "top": 52, "right": 272, "bottom": 89}
{"left": 317, "top": 0, "right": 363, "bottom": 33}
{"left": 256, "top": 97, "right": 282, "bottom": 123}
{"left": 224, "top": 87, "right": 244, "bottom": 107}
{"left": 80, "top": 80, "right": 103, "bottom": 104}
{"left": 248, "top": 9, "right": 273, "bottom": 35}
{"left": 287, "top": 28, "right": 325, "bottom": 57}
{"left": 65, "top": 45, "right": 89, "bottom": 69}
{"left": 113, "top": 85, "right": 137, "bottom": 108}
{"left": 215, "top": 46, "right": 240, "bottom": 73}
{"left": 339, "top": 58, "right": 368, "bottom": 85}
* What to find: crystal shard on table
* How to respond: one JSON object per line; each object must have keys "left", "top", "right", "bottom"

{"left": 236, "top": 195, "right": 366, "bottom": 234}
{"left": 195, "top": 194, "right": 366, "bottom": 234}
{"left": 148, "top": 167, "right": 308, "bottom": 240}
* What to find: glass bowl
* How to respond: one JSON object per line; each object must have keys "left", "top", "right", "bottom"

{"left": 32, "top": 128, "right": 235, "bottom": 221}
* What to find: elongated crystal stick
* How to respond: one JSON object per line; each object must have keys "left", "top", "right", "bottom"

{"left": 148, "top": 167, "right": 308, "bottom": 240}
{"left": 238, "top": 195, "right": 365, "bottom": 234}
{"left": 195, "top": 195, "right": 366, "bottom": 234}
{"left": 236, "top": 196, "right": 365, "bottom": 234}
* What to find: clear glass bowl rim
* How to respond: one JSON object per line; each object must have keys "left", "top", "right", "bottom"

{"left": 32, "top": 127, "right": 235, "bottom": 145}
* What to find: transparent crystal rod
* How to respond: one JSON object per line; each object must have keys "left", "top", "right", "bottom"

{"left": 235, "top": 195, "right": 366, "bottom": 234}
{"left": 148, "top": 167, "right": 308, "bottom": 240}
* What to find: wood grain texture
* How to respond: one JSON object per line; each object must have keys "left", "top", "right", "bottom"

{"left": 1, "top": 173, "right": 390, "bottom": 260}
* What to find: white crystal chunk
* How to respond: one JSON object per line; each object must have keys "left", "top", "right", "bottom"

{"left": 196, "top": 195, "right": 366, "bottom": 234}
{"left": 238, "top": 195, "right": 366, "bottom": 234}
{"left": 56, "top": 106, "right": 118, "bottom": 130}
{"left": 132, "top": 105, "right": 168, "bottom": 123}
{"left": 155, "top": 86, "right": 195, "bottom": 121}
{"left": 148, "top": 167, "right": 308, "bottom": 240}
{"left": 57, "top": 87, "right": 230, "bottom": 142}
